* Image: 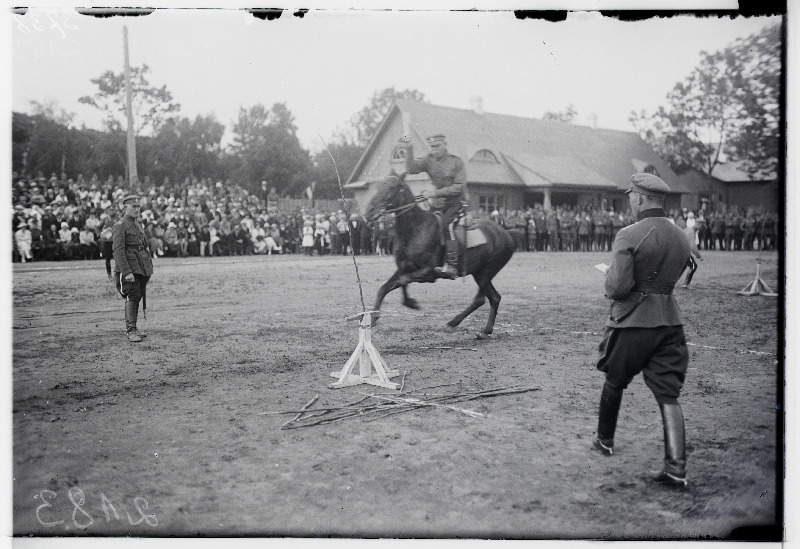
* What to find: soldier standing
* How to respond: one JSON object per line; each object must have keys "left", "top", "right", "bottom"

{"left": 592, "top": 173, "right": 692, "bottom": 488}
{"left": 112, "top": 195, "right": 154, "bottom": 343}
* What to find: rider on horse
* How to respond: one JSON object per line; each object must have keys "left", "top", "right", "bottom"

{"left": 400, "top": 133, "right": 466, "bottom": 279}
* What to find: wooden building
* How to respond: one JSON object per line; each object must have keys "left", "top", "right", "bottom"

{"left": 345, "top": 99, "right": 691, "bottom": 214}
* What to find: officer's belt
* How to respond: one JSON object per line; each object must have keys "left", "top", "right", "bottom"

{"left": 632, "top": 281, "right": 674, "bottom": 294}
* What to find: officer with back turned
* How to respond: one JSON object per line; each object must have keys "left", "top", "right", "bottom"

{"left": 592, "top": 173, "right": 693, "bottom": 488}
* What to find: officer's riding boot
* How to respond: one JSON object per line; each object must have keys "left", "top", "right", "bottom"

{"left": 593, "top": 382, "right": 623, "bottom": 456}
{"left": 434, "top": 240, "right": 459, "bottom": 280}
{"left": 125, "top": 300, "right": 142, "bottom": 343}
{"left": 650, "top": 402, "right": 687, "bottom": 487}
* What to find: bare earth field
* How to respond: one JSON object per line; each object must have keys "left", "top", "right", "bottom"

{"left": 11, "top": 249, "right": 781, "bottom": 539}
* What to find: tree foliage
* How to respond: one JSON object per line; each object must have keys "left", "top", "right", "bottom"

{"left": 542, "top": 104, "right": 577, "bottom": 123}
{"left": 78, "top": 64, "right": 181, "bottom": 136}
{"left": 228, "top": 102, "right": 312, "bottom": 195}
{"left": 310, "top": 132, "right": 365, "bottom": 199}
{"left": 147, "top": 114, "right": 225, "bottom": 183}
{"left": 630, "top": 23, "right": 781, "bottom": 178}
{"left": 350, "top": 87, "right": 426, "bottom": 146}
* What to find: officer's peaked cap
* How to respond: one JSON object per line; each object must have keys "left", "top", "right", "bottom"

{"left": 426, "top": 134, "right": 446, "bottom": 144}
{"left": 626, "top": 173, "right": 670, "bottom": 198}
{"left": 121, "top": 194, "right": 140, "bottom": 205}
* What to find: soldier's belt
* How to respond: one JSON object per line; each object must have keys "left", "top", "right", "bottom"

{"left": 633, "top": 281, "right": 674, "bottom": 294}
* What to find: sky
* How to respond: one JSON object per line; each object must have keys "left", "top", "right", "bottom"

{"left": 9, "top": 9, "right": 781, "bottom": 153}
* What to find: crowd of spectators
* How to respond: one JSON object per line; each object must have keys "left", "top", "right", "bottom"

{"left": 488, "top": 202, "right": 780, "bottom": 254}
{"left": 10, "top": 171, "right": 397, "bottom": 264}
{"left": 11, "top": 171, "right": 780, "bottom": 264}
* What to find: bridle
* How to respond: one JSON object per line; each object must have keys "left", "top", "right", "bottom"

{"left": 369, "top": 183, "right": 427, "bottom": 222}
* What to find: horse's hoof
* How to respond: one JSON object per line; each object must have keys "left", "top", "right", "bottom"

{"left": 475, "top": 331, "right": 492, "bottom": 340}
{"left": 403, "top": 298, "right": 421, "bottom": 310}
{"left": 371, "top": 317, "right": 380, "bottom": 327}
{"left": 443, "top": 325, "right": 459, "bottom": 333}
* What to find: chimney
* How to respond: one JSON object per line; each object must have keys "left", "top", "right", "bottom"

{"left": 470, "top": 96, "right": 484, "bottom": 116}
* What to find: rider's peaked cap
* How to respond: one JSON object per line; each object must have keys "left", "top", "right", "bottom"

{"left": 425, "top": 134, "right": 446, "bottom": 144}
{"left": 626, "top": 173, "right": 670, "bottom": 198}
{"left": 121, "top": 194, "right": 140, "bottom": 205}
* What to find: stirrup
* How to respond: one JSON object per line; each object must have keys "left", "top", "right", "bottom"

{"left": 434, "top": 265, "right": 458, "bottom": 279}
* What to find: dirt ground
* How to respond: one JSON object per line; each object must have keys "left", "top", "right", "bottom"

{"left": 11, "top": 249, "right": 781, "bottom": 539}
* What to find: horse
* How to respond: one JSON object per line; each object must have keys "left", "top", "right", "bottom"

{"left": 365, "top": 173, "right": 516, "bottom": 338}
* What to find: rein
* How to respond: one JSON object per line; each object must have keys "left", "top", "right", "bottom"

{"left": 371, "top": 195, "right": 427, "bottom": 221}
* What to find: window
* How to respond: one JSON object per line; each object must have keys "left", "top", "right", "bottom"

{"left": 471, "top": 149, "right": 499, "bottom": 163}
{"left": 643, "top": 164, "right": 660, "bottom": 176}
{"left": 478, "top": 194, "right": 506, "bottom": 213}
{"left": 390, "top": 145, "right": 407, "bottom": 162}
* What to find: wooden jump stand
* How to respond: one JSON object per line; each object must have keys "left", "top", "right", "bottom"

{"left": 737, "top": 257, "right": 778, "bottom": 297}
{"left": 330, "top": 311, "right": 401, "bottom": 390}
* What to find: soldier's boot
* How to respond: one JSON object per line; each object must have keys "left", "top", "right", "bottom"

{"left": 434, "top": 240, "right": 459, "bottom": 280}
{"left": 650, "top": 402, "right": 687, "bottom": 488}
{"left": 125, "top": 301, "right": 142, "bottom": 343}
{"left": 592, "top": 382, "right": 623, "bottom": 456}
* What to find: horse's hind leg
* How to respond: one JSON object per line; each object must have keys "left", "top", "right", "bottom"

{"left": 446, "top": 289, "right": 486, "bottom": 329}
{"left": 481, "top": 281, "right": 501, "bottom": 335}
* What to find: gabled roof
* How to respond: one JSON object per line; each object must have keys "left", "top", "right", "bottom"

{"left": 348, "top": 99, "right": 683, "bottom": 193}
{"left": 711, "top": 160, "right": 777, "bottom": 182}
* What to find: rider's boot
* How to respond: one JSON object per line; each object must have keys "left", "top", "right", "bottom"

{"left": 434, "top": 240, "right": 459, "bottom": 279}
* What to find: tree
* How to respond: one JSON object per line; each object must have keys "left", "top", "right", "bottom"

{"left": 30, "top": 98, "right": 76, "bottom": 127}
{"left": 542, "top": 104, "right": 577, "bottom": 123}
{"left": 148, "top": 114, "right": 225, "bottom": 183}
{"left": 78, "top": 64, "right": 181, "bottom": 136}
{"left": 351, "top": 87, "right": 426, "bottom": 146}
{"left": 630, "top": 22, "right": 781, "bottom": 178}
{"left": 310, "top": 132, "right": 365, "bottom": 199}
{"left": 228, "top": 102, "right": 312, "bottom": 195}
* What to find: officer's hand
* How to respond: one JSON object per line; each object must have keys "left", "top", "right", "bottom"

{"left": 124, "top": 273, "right": 135, "bottom": 283}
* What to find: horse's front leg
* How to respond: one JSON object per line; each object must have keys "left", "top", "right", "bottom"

{"left": 372, "top": 269, "right": 403, "bottom": 326}
{"left": 400, "top": 285, "right": 421, "bottom": 310}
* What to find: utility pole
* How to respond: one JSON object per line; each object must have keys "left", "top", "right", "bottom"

{"left": 123, "top": 26, "right": 139, "bottom": 193}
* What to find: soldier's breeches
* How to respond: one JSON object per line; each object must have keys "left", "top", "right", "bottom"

{"left": 115, "top": 273, "right": 150, "bottom": 303}
{"left": 597, "top": 326, "right": 688, "bottom": 404}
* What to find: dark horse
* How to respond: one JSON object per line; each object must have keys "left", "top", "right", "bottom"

{"left": 365, "top": 173, "right": 515, "bottom": 338}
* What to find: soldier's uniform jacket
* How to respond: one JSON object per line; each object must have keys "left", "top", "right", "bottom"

{"left": 604, "top": 208, "right": 690, "bottom": 329}
{"left": 404, "top": 144, "right": 466, "bottom": 208}
{"left": 112, "top": 215, "right": 154, "bottom": 277}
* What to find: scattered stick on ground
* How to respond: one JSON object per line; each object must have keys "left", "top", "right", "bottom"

{"left": 264, "top": 384, "right": 540, "bottom": 430}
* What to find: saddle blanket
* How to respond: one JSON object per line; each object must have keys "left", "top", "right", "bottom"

{"left": 455, "top": 215, "right": 487, "bottom": 248}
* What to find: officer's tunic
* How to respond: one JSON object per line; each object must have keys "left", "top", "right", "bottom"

{"left": 112, "top": 215, "right": 153, "bottom": 301}
{"left": 598, "top": 208, "right": 692, "bottom": 403}
{"left": 404, "top": 145, "right": 466, "bottom": 209}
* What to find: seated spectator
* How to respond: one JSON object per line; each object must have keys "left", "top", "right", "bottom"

{"left": 163, "top": 221, "right": 180, "bottom": 257}
{"left": 58, "top": 222, "right": 73, "bottom": 259}
{"left": 68, "top": 227, "right": 81, "bottom": 258}
{"left": 79, "top": 226, "right": 98, "bottom": 260}
{"left": 14, "top": 221, "right": 32, "bottom": 263}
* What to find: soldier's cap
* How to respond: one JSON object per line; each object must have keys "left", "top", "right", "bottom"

{"left": 626, "top": 173, "right": 670, "bottom": 198}
{"left": 121, "top": 194, "right": 140, "bottom": 205}
{"left": 426, "top": 134, "right": 446, "bottom": 144}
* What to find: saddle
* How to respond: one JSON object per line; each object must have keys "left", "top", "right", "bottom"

{"left": 434, "top": 209, "right": 488, "bottom": 249}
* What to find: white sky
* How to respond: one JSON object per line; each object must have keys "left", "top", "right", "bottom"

{"left": 9, "top": 9, "right": 781, "bottom": 152}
